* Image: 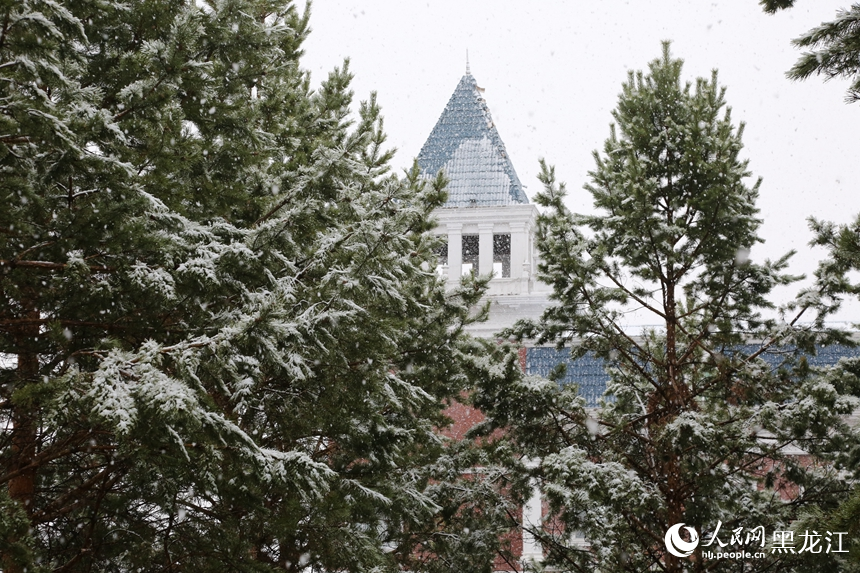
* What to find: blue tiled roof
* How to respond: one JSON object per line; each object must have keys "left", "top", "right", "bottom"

{"left": 525, "top": 345, "right": 860, "bottom": 408}
{"left": 417, "top": 73, "right": 529, "bottom": 208}
{"left": 526, "top": 348, "right": 609, "bottom": 407}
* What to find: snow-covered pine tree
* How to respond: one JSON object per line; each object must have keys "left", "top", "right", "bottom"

{"left": 1, "top": 1, "right": 517, "bottom": 571}
{"left": 474, "top": 43, "right": 859, "bottom": 572}
{"left": 783, "top": 215, "right": 860, "bottom": 570}
{"left": 760, "top": 0, "right": 860, "bottom": 104}
{"left": 758, "top": 0, "right": 860, "bottom": 563}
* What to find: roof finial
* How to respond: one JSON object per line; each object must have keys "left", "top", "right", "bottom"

{"left": 466, "top": 49, "right": 470, "bottom": 75}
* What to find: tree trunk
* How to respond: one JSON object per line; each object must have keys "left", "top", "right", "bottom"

{"left": 3, "top": 307, "right": 40, "bottom": 573}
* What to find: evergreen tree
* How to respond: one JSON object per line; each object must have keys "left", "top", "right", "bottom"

{"left": 759, "top": 0, "right": 860, "bottom": 562}
{"left": 786, "top": 214, "right": 860, "bottom": 570}
{"left": 474, "top": 43, "right": 858, "bottom": 572}
{"left": 1, "top": 1, "right": 516, "bottom": 571}
{"left": 760, "top": 0, "right": 860, "bottom": 103}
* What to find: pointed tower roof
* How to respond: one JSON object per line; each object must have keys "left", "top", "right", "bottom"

{"left": 418, "top": 71, "right": 528, "bottom": 207}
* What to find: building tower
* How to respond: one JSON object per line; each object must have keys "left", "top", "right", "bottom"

{"left": 417, "top": 66, "right": 552, "bottom": 567}
{"left": 418, "top": 66, "right": 550, "bottom": 337}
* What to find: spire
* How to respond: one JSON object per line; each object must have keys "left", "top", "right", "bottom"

{"left": 466, "top": 49, "right": 470, "bottom": 75}
{"left": 417, "top": 71, "right": 528, "bottom": 207}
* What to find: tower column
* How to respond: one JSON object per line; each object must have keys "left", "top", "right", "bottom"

{"left": 478, "top": 223, "right": 494, "bottom": 277}
{"left": 510, "top": 221, "right": 528, "bottom": 280}
{"left": 521, "top": 458, "right": 544, "bottom": 565}
{"left": 447, "top": 223, "right": 463, "bottom": 283}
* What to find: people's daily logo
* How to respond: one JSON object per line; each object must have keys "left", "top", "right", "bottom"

{"left": 664, "top": 520, "right": 848, "bottom": 560}
{"left": 665, "top": 523, "right": 700, "bottom": 558}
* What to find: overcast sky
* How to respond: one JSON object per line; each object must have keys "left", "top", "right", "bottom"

{"left": 301, "top": 1, "right": 860, "bottom": 322}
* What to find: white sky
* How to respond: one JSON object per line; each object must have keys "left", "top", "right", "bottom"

{"left": 302, "top": 1, "right": 860, "bottom": 323}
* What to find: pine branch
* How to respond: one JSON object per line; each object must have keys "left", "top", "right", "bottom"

{"left": 0, "top": 259, "right": 113, "bottom": 272}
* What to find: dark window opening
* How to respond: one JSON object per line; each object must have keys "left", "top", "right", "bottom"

{"left": 494, "top": 233, "right": 511, "bottom": 278}
{"left": 434, "top": 238, "right": 448, "bottom": 277}
{"left": 462, "top": 235, "right": 479, "bottom": 276}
